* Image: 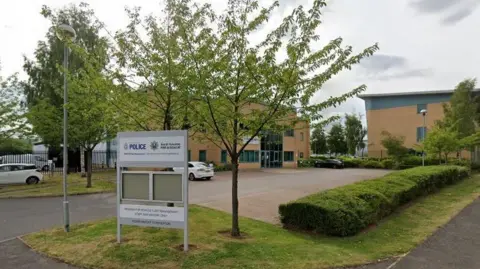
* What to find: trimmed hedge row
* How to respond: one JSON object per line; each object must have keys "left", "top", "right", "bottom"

{"left": 278, "top": 165, "right": 470, "bottom": 237}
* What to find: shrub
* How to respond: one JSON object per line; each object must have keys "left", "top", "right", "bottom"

{"left": 279, "top": 165, "right": 469, "bottom": 237}
{"left": 338, "top": 157, "right": 362, "bottom": 168}
{"left": 361, "top": 160, "right": 383, "bottom": 169}
{"left": 380, "top": 159, "right": 395, "bottom": 169}
{"left": 215, "top": 163, "right": 232, "bottom": 172}
{"left": 298, "top": 159, "right": 315, "bottom": 168}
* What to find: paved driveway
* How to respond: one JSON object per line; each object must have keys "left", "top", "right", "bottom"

{"left": 0, "top": 168, "right": 389, "bottom": 241}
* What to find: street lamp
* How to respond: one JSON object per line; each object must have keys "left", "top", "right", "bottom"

{"left": 56, "top": 24, "right": 76, "bottom": 233}
{"left": 420, "top": 109, "right": 427, "bottom": 166}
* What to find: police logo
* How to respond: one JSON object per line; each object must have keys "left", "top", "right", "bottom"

{"left": 150, "top": 141, "right": 159, "bottom": 151}
{"left": 124, "top": 143, "right": 128, "bottom": 150}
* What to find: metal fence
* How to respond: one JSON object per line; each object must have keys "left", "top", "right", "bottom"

{"left": 0, "top": 151, "right": 117, "bottom": 174}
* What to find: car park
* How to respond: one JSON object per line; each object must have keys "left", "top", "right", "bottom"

{"left": 314, "top": 159, "right": 344, "bottom": 169}
{"left": 173, "top": 161, "right": 215, "bottom": 181}
{"left": 0, "top": 163, "right": 44, "bottom": 185}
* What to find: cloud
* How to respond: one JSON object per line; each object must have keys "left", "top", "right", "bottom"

{"left": 360, "top": 54, "right": 407, "bottom": 74}
{"left": 442, "top": 8, "right": 475, "bottom": 24}
{"left": 410, "top": 0, "right": 479, "bottom": 25}
{"left": 358, "top": 54, "right": 432, "bottom": 81}
{"left": 410, "top": 0, "right": 461, "bottom": 13}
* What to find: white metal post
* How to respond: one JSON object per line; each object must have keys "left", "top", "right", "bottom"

{"left": 116, "top": 148, "right": 122, "bottom": 243}
{"left": 62, "top": 45, "right": 70, "bottom": 232}
{"left": 183, "top": 130, "right": 189, "bottom": 252}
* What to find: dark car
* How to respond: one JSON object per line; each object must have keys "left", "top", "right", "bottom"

{"left": 314, "top": 159, "right": 344, "bottom": 169}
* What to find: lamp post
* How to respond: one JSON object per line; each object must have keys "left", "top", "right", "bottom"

{"left": 56, "top": 24, "right": 76, "bottom": 232}
{"left": 420, "top": 109, "right": 427, "bottom": 166}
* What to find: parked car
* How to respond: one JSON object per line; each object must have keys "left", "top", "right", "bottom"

{"left": 173, "top": 161, "right": 214, "bottom": 181}
{"left": 0, "top": 154, "right": 50, "bottom": 171}
{"left": 314, "top": 159, "right": 344, "bottom": 169}
{"left": 0, "top": 163, "right": 43, "bottom": 185}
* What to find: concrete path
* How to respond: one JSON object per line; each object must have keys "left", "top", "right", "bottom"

{"left": 0, "top": 238, "right": 78, "bottom": 269}
{"left": 387, "top": 198, "right": 480, "bottom": 269}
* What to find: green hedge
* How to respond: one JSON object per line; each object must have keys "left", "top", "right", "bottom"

{"left": 278, "top": 165, "right": 469, "bottom": 237}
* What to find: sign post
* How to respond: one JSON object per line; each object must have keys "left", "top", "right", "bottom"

{"left": 116, "top": 130, "right": 189, "bottom": 251}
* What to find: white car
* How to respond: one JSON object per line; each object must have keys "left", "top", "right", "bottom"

{"left": 0, "top": 163, "right": 43, "bottom": 185}
{"left": 173, "top": 161, "right": 214, "bottom": 181}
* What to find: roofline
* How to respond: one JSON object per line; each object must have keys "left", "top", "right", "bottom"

{"left": 358, "top": 88, "right": 480, "bottom": 99}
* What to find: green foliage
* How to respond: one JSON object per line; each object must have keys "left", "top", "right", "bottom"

{"left": 0, "top": 71, "right": 28, "bottom": 142}
{"left": 440, "top": 79, "right": 477, "bottom": 140}
{"left": 0, "top": 138, "right": 32, "bottom": 154}
{"left": 380, "top": 131, "right": 408, "bottom": 160}
{"left": 310, "top": 127, "right": 328, "bottom": 154}
{"left": 344, "top": 114, "right": 366, "bottom": 155}
{"left": 327, "top": 123, "right": 348, "bottom": 155}
{"left": 279, "top": 165, "right": 470, "bottom": 236}
{"left": 423, "top": 125, "right": 459, "bottom": 161}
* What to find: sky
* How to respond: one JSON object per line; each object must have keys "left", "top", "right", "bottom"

{"left": 1, "top": 0, "right": 479, "bottom": 124}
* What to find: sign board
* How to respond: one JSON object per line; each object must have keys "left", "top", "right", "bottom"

{"left": 116, "top": 130, "right": 189, "bottom": 251}
{"left": 243, "top": 136, "right": 260, "bottom": 145}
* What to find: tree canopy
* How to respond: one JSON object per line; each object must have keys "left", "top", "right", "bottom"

{"left": 344, "top": 114, "right": 366, "bottom": 156}
{"left": 0, "top": 69, "right": 28, "bottom": 143}
{"left": 310, "top": 126, "right": 328, "bottom": 154}
{"left": 327, "top": 123, "right": 348, "bottom": 155}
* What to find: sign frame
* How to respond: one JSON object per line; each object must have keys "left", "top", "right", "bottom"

{"left": 116, "top": 130, "right": 189, "bottom": 251}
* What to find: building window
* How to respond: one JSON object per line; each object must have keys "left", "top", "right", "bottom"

{"left": 239, "top": 150, "right": 259, "bottom": 163}
{"left": 300, "top": 132, "right": 304, "bottom": 141}
{"left": 188, "top": 150, "right": 191, "bottom": 161}
{"left": 199, "top": 150, "right": 207, "bottom": 162}
{"left": 284, "top": 129, "right": 294, "bottom": 137}
{"left": 221, "top": 150, "right": 227, "bottom": 163}
{"left": 299, "top": 152, "right": 304, "bottom": 159}
{"left": 416, "top": 127, "right": 427, "bottom": 142}
{"left": 417, "top": 104, "right": 427, "bottom": 114}
{"left": 284, "top": 151, "right": 294, "bottom": 162}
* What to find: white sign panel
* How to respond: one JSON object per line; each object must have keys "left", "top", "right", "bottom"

{"left": 119, "top": 136, "right": 185, "bottom": 163}
{"left": 243, "top": 136, "right": 260, "bottom": 145}
{"left": 120, "top": 204, "right": 184, "bottom": 222}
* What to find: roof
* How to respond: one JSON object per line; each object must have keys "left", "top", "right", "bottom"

{"left": 358, "top": 88, "right": 480, "bottom": 99}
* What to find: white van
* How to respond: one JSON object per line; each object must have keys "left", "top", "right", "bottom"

{"left": 0, "top": 154, "right": 49, "bottom": 171}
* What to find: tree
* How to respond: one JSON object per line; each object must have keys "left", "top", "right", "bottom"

{"left": 109, "top": 1, "right": 193, "bottom": 132}
{"left": 173, "top": 0, "right": 378, "bottom": 236}
{"left": 26, "top": 3, "right": 118, "bottom": 187}
{"left": 440, "top": 79, "right": 477, "bottom": 139}
{"left": 310, "top": 127, "right": 328, "bottom": 154}
{"left": 327, "top": 123, "right": 347, "bottom": 155}
{"left": 380, "top": 131, "right": 408, "bottom": 161}
{"left": 423, "top": 126, "right": 459, "bottom": 163}
{"left": 344, "top": 114, "right": 366, "bottom": 156}
{"left": 0, "top": 69, "right": 28, "bottom": 144}
{"left": 0, "top": 138, "right": 32, "bottom": 154}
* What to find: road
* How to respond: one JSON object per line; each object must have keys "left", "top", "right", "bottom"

{"left": 0, "top": 168, "right": 389, "bottom": 241}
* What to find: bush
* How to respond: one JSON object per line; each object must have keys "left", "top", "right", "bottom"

{"left": 279, "top": 165, "right": 469, "bottom": 237}
{"left": 361, "top": 160, "right": 383, "bottom": 169}
{"left": 214, "top": 163, "right": 232, "bottom": 172}
{"left": 380, "top": 159, "right": 395, "bottom": 169}
{"left": 298, "top": 159, "right": 315, "bottom": 168}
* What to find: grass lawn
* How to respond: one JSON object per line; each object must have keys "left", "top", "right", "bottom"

{"left": 23, "top": 174, "right": 480, "bottom": 269}
{"left": 0, "top": 171, "right": 116, "bottom": 198}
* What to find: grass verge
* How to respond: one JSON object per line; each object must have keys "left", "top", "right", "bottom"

{"left": 0, "top": 171, "right": 116, "bottom": 198}
{"left": 23, "top": 174, "right": 480, "bottom": 269}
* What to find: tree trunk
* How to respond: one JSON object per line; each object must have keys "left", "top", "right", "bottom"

{"left": 231, "top": 158, "right": 240, "bottom": 237}
{"left": 80, "top": 147, "right": 86, "bottom": 177}
{"left": 86, "top": 149, "right": 93, "bottom": 188}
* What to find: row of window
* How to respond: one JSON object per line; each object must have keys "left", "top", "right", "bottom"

{"left": 187, "top": 150, "right": 304, "bottom": 163}
{"left": 283, "top": 129, "right": 305, "bottom": 141}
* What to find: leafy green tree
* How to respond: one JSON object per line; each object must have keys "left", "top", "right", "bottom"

{"left": 26, "top": 3, "right": 117, "bottom": 187}
{"left": 0, "top": 138, "right": 32, "bottom": 154}
{"left": 174, "top": 0, "right": 378, "bottom": 236}
{"left": 23, "top": 3, "right": 109, "bottom": 146}
{"left": 0, "top": 69, "right": 28, "bottom": 143}
{"left": 380, "top": 131, "right": 408, "bottom": 161}
{"left": 344, "top": 114, "right": 366, "bottom": 156}
{"left": 440, "top": 79, "right": 477, "bottom": 139}
{"left": 310, "top": 127, "right": 328, "bottom": 154}
{"left": 327, "top": 123, "right": 348, "bottom": 155}
{"left": 109, "top": 1, "right": 193, "bottom": 131}
{"left": 423, "top": 126, "right": 459, "bottom": 163}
